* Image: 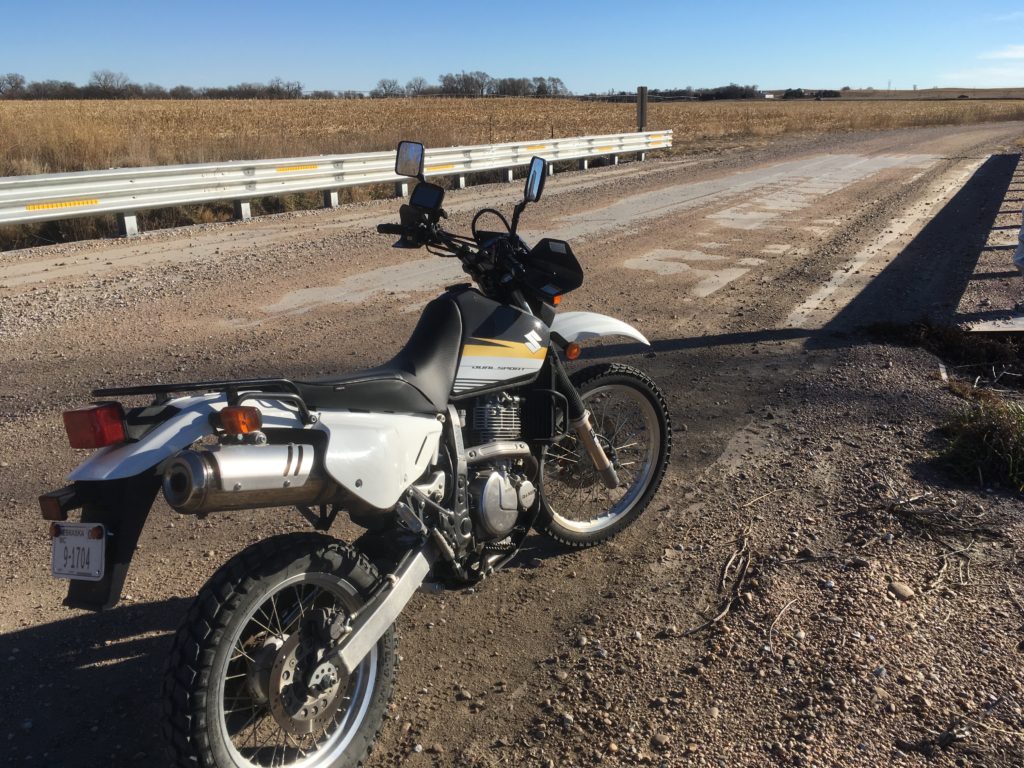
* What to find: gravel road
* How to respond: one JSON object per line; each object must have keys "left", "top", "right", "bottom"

{"left": 2, "top": 122, "right": 1023, "bottom": 767}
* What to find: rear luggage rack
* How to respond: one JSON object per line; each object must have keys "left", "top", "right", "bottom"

{"left": 92, "top": 379, "right": 316, "bottom": 424}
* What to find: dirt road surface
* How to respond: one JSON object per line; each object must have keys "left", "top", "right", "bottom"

{"left": 2, "top": 123, "right": 1023, "bottom": 767}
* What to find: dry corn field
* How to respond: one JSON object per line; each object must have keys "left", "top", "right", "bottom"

{"left": 5, "top": 97, "right": 1024, "bottom": 176}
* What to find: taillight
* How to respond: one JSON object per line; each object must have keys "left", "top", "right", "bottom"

{"left": 218, "top": 406, "right": 263, "bottom": 435}
{"left": 63, "top": 402, "right": 127, "bottom": 449}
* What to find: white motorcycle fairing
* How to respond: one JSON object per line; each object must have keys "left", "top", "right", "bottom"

{"left": 550, "top": 311, "right": 650, "bottom": 346}
{"left": 314, "top": 411, "right": 442, "bottom": 510}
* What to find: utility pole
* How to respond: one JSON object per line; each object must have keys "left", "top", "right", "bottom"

{"left": 637, "top": 86, "right": 648, "bottom": 132}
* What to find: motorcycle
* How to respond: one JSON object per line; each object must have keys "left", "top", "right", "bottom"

{"left": 40, "top": 142, "right": 672, "bottom": 768}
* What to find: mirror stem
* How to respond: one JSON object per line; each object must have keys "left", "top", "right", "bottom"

{"left": 510, "top": 201, "right": 526, "bottom": 235}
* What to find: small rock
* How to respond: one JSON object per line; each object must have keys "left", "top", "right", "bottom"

{"left": 608, "top": 742, "right": 619, "bottom": 753}
{"left": 554, "top": 670, "right": 569, "bottom": 682}
{"left": 427, "top": 744, "right": 445, "bottom": 754}
{"left": 652, "top": 733, "right": 671, "bottom": 749}
{"left": 709, "top": 706, "right": 720, "bottom": 718}
{"left": 850, "top": 556, "right": 870, "bottom": 568}
{"left": 795, "top": 629, "right": 806, "bottom": 641}
{"left": 887, "top": 582, "right": 915, "bottom": 601}
{"left": 576, "top": 634, "right": 589, "bottom": 648}
{"left": 412, "top": 744, "right": 423, "bottom": 754}
{"left": 456, "top": 688, "right": 472, "bottom": 701}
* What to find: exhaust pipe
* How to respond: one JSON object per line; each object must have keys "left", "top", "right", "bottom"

{"left": 163, "top": 444, "right": 335, "bottom": 514}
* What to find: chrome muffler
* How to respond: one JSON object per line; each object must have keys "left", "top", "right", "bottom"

{"left": 163, "top": 444, "right": 335, "bottom": 514}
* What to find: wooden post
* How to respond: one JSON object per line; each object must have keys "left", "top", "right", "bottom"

{"left": 637, "top": 86, "right": 648, "bottom": 132}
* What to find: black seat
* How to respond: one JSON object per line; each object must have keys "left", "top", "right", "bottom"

{"left": 295, "top": 297, "right": 462, "bottom": 414}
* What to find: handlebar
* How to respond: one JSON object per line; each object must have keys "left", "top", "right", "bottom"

{"left": 376, "top": 223, "right": 405, "bottom": 235}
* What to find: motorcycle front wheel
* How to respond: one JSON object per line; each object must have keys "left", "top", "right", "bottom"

{"left": 538, "top": 363, "right": 672, "bottom": 547}
{"left": 163, "top": 533, "right": 395, "bottom": 768}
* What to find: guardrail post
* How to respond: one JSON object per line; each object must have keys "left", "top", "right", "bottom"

{"left": 638, "top": 152, "right": 647, "bottom": 162}
{"left": 578, "top": 159, "right": 589, "bottom": 171}
{"left": 117, "top": 213, "right": 139, "bottom": 237}
{"left": 609, "top": 155, "right": 619, "bottom": 166}
{"left": 395, "top": 182, "right": 409, "bottom": 198}
{"left": 547, "top": 163, "right": 555, "bottom": 176}
{"left": 234, "top": 200, "right": 252, "bottom": 221}
{"left": 457, "top": 175, "right": 466, "bottom": 190}
{"left": 505, "top": 168, "right": 514, "bottom": 183}
{"left": 323, "top": 190, "right": 339, "bottom": 209}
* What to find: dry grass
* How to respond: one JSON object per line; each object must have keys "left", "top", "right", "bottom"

{"left": 4, "top": 98, "right": 1024, "bottom": 176}
{"left": 3, "top": 97, "right": 1024, "bottom": 249}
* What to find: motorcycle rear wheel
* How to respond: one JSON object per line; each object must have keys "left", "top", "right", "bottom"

{"left": 538, "top": 363, "right": 671, "bottom": 547}
{"left": 163, "top": 533, "right": 395, "bottom": 768}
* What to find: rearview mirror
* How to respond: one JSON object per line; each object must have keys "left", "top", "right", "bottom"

{"left": 395, "top": 141, "right": 424, "bottom": 179}
{"left": 524, "top": 156, "right": 546, "bottom": 203}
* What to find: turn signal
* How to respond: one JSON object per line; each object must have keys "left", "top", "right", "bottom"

{"left": 63, "top": 403, "right": 126, "bottom": 449}
{"left": 219, "top": 406, "right": 263, "bottom": 435}
{"left": 565, "top": 342, "right": 582, "bottom": 361}
{"left": 552, "top": 295, "right": 562, "bottom": 306}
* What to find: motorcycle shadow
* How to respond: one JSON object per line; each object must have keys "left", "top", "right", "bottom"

{"left": 2, "top": 596, "right": 190, "bottom": 767}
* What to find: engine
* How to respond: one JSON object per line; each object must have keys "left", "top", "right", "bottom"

{"left": 464, "top": 393, "right": 537, "bottom": 541}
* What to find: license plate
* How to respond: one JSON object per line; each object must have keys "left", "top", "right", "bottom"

{"left": 51, "top": 523, "right": 105, "bottom": 581}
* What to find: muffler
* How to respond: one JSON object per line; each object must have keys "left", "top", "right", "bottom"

{"left": 163, "top": 444, "right": 335, "bottom": 514}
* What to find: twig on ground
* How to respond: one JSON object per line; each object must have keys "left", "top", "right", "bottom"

{"left": 767, "top": 598, "right": 797, "bottom": 658}
{"left": 741, "top": 490, "right": 777, "bottom": 509}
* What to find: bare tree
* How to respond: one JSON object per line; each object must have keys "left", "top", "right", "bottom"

{"left": 0, "top": 72, "right": 26, "bottom": 97}
{"left": 405, "top": 76, "right": 428, "bottom": 96}
{"left": 88, "top": 70, "right": 132, "bottom": 98}
{"left": 371, "top": 78, "right": 405, "bottom": 98}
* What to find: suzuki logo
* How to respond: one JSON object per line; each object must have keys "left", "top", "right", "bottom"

{"left": 524, "top": 330, "right": 543, "bottom": 353}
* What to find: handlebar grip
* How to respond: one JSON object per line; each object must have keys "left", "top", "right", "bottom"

{"left": 376, "top": 223, "right": 405, "bottom": 235}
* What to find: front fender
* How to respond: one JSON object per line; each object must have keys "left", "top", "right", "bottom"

{"left": 67, "top": 394, "right": 306, "bottom": 481}
{"left": 550, "top": 311, "right": 650, "bottom": 346}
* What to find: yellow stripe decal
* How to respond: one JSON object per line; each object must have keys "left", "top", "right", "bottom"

{"left": 275, "top": 164, "right": 319, "bottom": 172}
{"left": 597, "top": 145, "right": 614, "bottom": 152}
{"left": 426, "top": 163, "right": 456, "bottom": 172}
{"left": 462, "top": 339, "right": 547, "bottom": 360}
{"left": 26, "top": 199, "right": 99, "bottom": 211}
{"left": 525, "top": 144, "right": 548, "bottom": 151}
{"left": 648, "top": 134, "right": 663, "bottom": 140}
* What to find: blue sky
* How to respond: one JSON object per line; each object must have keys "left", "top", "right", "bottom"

{"left": 2, "top": 1, "right": 1024, "bottom": 93}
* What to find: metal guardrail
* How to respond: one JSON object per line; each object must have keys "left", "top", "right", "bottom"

{"left": 0, "top": 130, "right": 671, "bottom": 235}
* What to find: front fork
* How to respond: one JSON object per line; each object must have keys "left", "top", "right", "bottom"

{"left": 549, "top": 353, "right": 620, "bottom": 489}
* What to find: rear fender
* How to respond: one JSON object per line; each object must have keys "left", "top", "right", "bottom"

{"left": 65, "top": 472, "right": 161, "bottom": 611}
{"left": 67, "top": 394, "right": 306, "bottom": 482}
{"left": 550, "top": 311, "right": 650, "bottom": 346}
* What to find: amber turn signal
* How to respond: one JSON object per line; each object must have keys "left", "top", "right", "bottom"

{"left": 552, "top": 295, "right": 562, "bottom": 306}
{"left": 565, "top": 342, "right": 582, "bottom": 361}
{"left": 219, "top": 406, "right": 263, "bottom": 435}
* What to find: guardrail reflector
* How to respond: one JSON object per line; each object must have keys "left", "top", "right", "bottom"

{"left": 275, "top": 164, "right": 319, "bottom": 173}
{"left": 426, "top": 164, "right": 456, "bottom": 172}
{"left": 525, "top": 145, "right": 548, "bottom": 151}
{"left": 26, "top": 199, "right": 99, "bottom": 211}
{"left": 648, "top": 134, "right": 664, "bottom": 141}
{"left": 597, "top": 146, "right": 614, "bottom": 152}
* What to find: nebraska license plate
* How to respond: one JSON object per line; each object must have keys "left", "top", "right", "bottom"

{"left": 51, "top": 523, "right": 105, "bottom": 581}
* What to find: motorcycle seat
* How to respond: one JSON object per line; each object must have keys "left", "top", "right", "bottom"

{"left": 294, "top": 297, "right": 462, "bottom": 414}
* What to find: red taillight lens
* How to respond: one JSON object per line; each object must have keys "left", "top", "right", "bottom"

{"left": 63, "top": 403, "right": 127, "bottom": 449}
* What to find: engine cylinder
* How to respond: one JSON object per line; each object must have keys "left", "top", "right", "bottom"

{"left": 163, "top": 444, "right": 334, "bottom": 514}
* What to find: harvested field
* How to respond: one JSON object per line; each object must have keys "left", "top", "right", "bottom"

{"left": 4, "top": 98, "right": 1024, "bottom": 176}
